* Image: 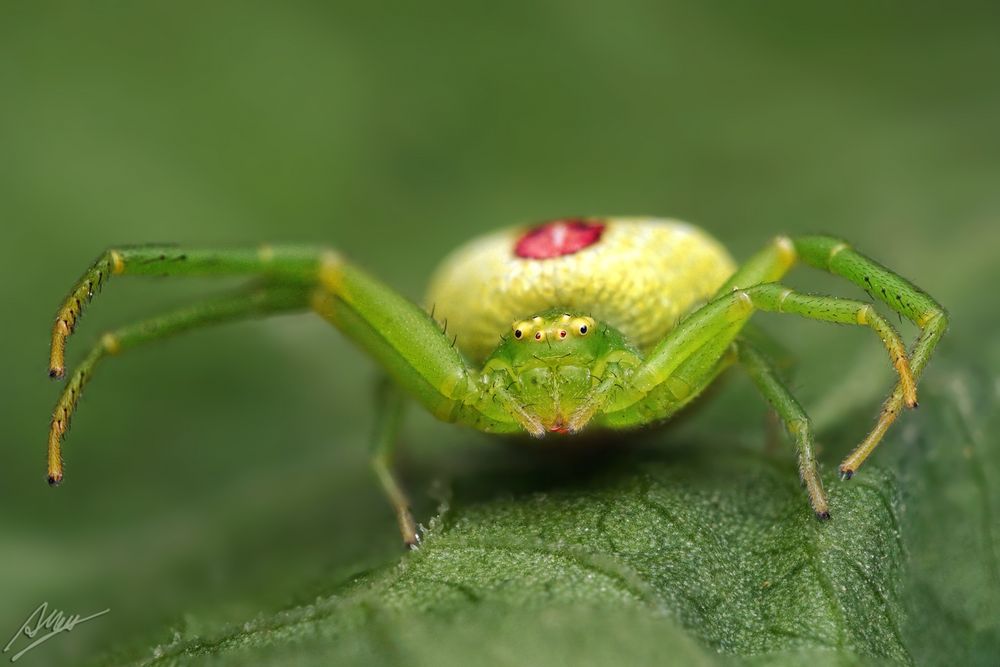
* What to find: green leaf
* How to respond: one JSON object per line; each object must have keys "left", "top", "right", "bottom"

{"left": 897, "top": 369, "right": 1000, "bottom": 665}
{"left": 110, "top": 369, "right": 998, "bottom": 666}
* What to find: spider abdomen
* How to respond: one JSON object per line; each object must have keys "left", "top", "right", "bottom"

{"left": 426, "top": 217, "right": 736, "bottom": 361}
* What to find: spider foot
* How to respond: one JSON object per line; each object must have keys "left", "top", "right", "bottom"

{"left": 405, "top": 525, "right": 425, "bottom": 551}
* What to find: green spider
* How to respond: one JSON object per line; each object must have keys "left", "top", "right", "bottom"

{"left": 46, "top": 217, "right": 947, "bottom": 546}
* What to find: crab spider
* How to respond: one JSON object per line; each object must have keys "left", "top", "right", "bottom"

{"left": 45, "top": 218, "right": 947, "bottom": 546}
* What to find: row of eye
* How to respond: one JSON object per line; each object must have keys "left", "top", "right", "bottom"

{"left": 512, "top": 316, "right": 594, "bottom": 341}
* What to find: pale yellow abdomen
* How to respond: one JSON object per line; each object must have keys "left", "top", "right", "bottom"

{"left": 426, "top": 217, "right": 736, "bottom": 362}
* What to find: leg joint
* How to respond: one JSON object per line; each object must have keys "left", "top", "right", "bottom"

{"left": 828, "top": 242, "right": 850, "bottom": 264}
{"left": 108, "top": 249, "right": 125, "bottom": 275}
{"left": 735, "top": 290, "right": 754, "bottom": 313}
{"left": 257, "top": 245, "right": 276, "bottom": 264}
{"left": 918, "top": 307, "right": 946, "bottom": 329}
{"left": 774, "top": 235, "right": 797, "bottom": 265}
{"left": 371, "top": 452, "right": 392, "bottom": 471}
{"left": 100, "top": 332, "right": 121, "bottom": 355}
{"left": 318, "top": 250, "right": 345, "bottom": 292}
{"left": 788, "top": 416, "right": 811, "bottom": 437}
{"left": 776, "top": 288, "right": 793, "bottom": 312}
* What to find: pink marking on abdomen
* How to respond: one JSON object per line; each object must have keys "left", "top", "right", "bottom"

{"left": 514, "top": 219, "right": 605, "bottom": 259}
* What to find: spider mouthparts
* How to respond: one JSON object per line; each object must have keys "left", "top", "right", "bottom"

{"left": 548, "top": 419, "right": 570, "bottom": 434}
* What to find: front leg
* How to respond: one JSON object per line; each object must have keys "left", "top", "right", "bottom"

{"left": 47, "top": 286, "right": 310, "bottom": 485}
{"left": 46, "top": 245, "right": 516, "bottom": 487}
{"left": 50, "top": 245, "right": 486, "bottom": 423}
{"left": 601, "top": 282, "right": 919, "bottom": 484}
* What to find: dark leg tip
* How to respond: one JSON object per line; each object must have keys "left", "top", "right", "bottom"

{"left": 47, "top": 474, "right": 63, "bottom": 487}
{"left": 815, "top": 510, "right": 831, "bottom": 521}
{"left": 839, "top": 468, "right": 854, "bottom": 481}
{"left": 49, "top": 368, "right": 65, "bottom": 380}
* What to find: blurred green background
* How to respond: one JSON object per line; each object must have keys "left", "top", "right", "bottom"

{"left": 1, "top": 2, "right": 998, "bottom": 664}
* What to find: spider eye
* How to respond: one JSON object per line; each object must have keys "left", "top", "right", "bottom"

{"left": 512, "top": 320, "right": 533, "bottom": 340}
{"left": 559, "top": 330, "right": 567, "bottom": 339}
{"left": 569, "top": 316, "right": 594, "bottom": 336}
{"left": 534, "top": 331, "right": 543, "bottom": 341}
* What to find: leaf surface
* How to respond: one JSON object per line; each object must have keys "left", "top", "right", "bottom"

{"left": 122, "top": 366, "right": 1000, "bottom": 666}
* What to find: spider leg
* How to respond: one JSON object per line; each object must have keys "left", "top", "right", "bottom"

{"left": 717, "top": 235, "right": 798, "bottom": 292}
{"left": 47, "top": 246, "right": 516, "bottom": 498}
{"left": 739, "top": 324, "right": 797, "bottom": 455}
{"left": 600, "top": 293, "right": 748, "bottom": 428}
{"left": 370, "top": 378, "right": 420, "bottom": 548}
{"left": 49, "top": 246, "right": 485, "bottom": 417}
{"left": 604, "top": 283, "right": 915, "bottom": 434}
{"left": 49, "top": 246, "right": 319, "bottom": 379}
{"left": 789, "top": 236, "right": 948, "bottom": 478}
{"left": 736, "top": 338, "right": 829, "bottom": 519}
{"left": 718, "top": 235, "right": 947, "bottom": 477}
{"left": 47, "top": 286, "right": 309, "bottom": 484}
{"left": 740, "top": 284, "right": 917, "bottom": 406}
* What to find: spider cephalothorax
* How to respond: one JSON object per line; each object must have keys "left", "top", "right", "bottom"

{"left": 45, "top": 216, "right": 947, "bottom": 546}
{"left": 478, "top": 310, "right": 638, "bottom": 435}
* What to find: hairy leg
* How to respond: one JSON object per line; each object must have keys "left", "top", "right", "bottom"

{"left": 49, "top": 246, "right": 319, "bottom": 378}
{"left": 718, "top": 235, "right": 947, "bottom": 477}
{"left": 609, "top": 281, "right": 915, "bottom": 424}
{"left": 47, "top": 286, "right": 309, "bottom": 484}
{"left": 739, "top": 283, "right": 916, "bottom": 406}
{"left": 46, "top": 246, "right": 525, "bottom": 523}
{"left": 790, "top": 236, "right": 948, "bottom": 477}
{"left": 737, "top": 339, "right": 829, "bottom": 519}
{"left": 48, "top": 246, "right": 504, "bottom": 427}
